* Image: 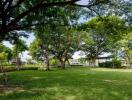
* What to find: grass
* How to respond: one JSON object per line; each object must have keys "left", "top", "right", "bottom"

{"left": 0, "top": 67, "right": 132, "bottom": 100}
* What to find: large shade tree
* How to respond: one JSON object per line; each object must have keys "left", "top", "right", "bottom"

{"left": 115, "top": 32, "right": 132, "bottom": 67}
{"left": 30, "top": 26, "right": 80, "bottom": 69}
{"left": 48, "top": 26, "right": 80, "bottom": 69}
{"left": 30, "top": 6, "right": 82, "bottom": 70}
{"left": 79, "top": 16, "right": 129, "bottom": 66}
{"left": 29, "top": 38, "right": 51, "bottom": 70}
{"left": 0, "top": 0, "right": 131, "bottom": 42}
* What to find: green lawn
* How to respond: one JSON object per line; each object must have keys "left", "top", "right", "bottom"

{"left": 1, "top": 67, "right": 132, "bottom": 100}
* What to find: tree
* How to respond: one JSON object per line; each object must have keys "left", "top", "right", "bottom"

{"left": 29, "top": 38, "right": 51, "bottom": 70}
{"left": 12, "top": 39, "right": 28, "bottom": 70}
{"left": 0, "top": 52, "right": 8, "bottom": 61}
{"left": 48, "top": 26, "right": 80, "bottom": 69}
{"left": 0, "top": 43, "right": 13, "bottom": 62}
{"left": 0, "top": 0, "right": 110, "bottom": 41}
{"left": 35, "top": 31, "right": 51, "bottom": 71}
{"left": 30, "top": 5, "right": 82, "bottom": 70}
{"left": 79, "top": 16, "right": 129, "bottom": 66}
{"left": 29, "top": 39, "right": 42, "bottom": 61}
{"left": 0, "top": 43, "right": 12, "bottom": 85}
{"left": 116, "top": 32, "right": 132, "bottom": 67}
{"left": 1, "top": 0, "right": 130, "bottom": 42}
{"left": 30, "top": 26, "right": 80, "bottom": 69}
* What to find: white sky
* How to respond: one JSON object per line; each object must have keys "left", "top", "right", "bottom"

{"left": 76, "top": 0, "right": 89, "bottom": 5}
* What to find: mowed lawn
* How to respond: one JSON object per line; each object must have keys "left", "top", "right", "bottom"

{"left": 1, "top": 67, "right": 132, "bottom": 100}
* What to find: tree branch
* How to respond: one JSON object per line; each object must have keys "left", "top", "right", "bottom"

{"left": 8, "top": 0, "right": 80, "bottom": 27}
{"left": 10, "top": 21, "right": 70, "bottom": 31}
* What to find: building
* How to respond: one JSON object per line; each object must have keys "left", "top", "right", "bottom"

{"left": 69, "top": 56, "right": 131, "bottom": 67}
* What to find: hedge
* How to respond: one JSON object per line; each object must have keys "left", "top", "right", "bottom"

{"left": 0, "top": 67, "right": 38, "bottom": 73}
{"left": 99, "top": 60, "right": 122, "bottom": 68}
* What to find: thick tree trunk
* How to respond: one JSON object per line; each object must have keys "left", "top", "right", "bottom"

{"left": 92, "top": 59, "right": 96, "bottom": 67}
{"left": 60, "top": 60, "right": 65, "bottom": 69}
{"left": 43, "top": 50, "right": 50, "bottom": 71}
{"left": 89, "top": 59, "right": 96, "bottom": 67}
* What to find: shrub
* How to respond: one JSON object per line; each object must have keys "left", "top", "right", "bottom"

{"left": 99, "top": 60, "right": 122, "bottom": 68}
{"left": 0, "top": 67, "right": 38, "bottom": 73}
{"left": 20, "top": 67, "right": 38, "bottom": 70}
{"left": 70, "top": 64, "right": 83, "bottom": 67}
{"left": 50, "top": 59, "right": 59, "bottom": 66}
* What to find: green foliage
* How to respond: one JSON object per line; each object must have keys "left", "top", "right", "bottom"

{"left": 79, "top": 16, "right": 129, "bottom": 62}
{"left": 0, "top": 67, "right": 38, "bottom": 73}
{"left": 49, "top": 59, "right": 59, "bottom": 66}
{"left": 29, "top": 39, "right": 42, "bottom": 61}
{"left": 48, "top": 26, "right": 79, "bottom": 59}
{"left": 12, "top": 39, "right": 28, "bottom": 57}
{"left": 29, "top": 6, "right": 81, "bottom": 68}
{"left": 81, "top": 16, "right": 128, "bottom": 43}
{"left": 116, "top": 32, "right": 132, "bottom": 66}
{"left": 99, "top": 60, "right": 122, "bottom": 68}
{"left": 0, "top": 43, "right": 13, "bottom": 61}
{"left": 1, "top": 0, "right": 131, "bottom": 42}
{"left": 0, "top": 52, "right": 8, "bottom": 60}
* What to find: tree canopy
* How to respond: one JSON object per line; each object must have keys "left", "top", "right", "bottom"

{"left": 0, "top": 43, "right": 12, "bottom": 61}
{"left": 0, "top": 0, "right": 131, "bottom": 42}
{"left": 79, "top": 16, "right": 129, "bottom": 66}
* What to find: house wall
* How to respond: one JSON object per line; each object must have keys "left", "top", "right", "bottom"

{"left": 69, "top": 58, "right": 112, "bottom": 66}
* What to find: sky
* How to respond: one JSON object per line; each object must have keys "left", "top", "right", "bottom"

{"left": 76, "top": 0, "right": 89, "bottom": 5}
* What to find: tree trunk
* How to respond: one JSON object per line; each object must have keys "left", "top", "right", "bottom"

{"left": 60, "top": 60, "right": 65, "bottom": 69}
{"left": 43, "top": 50, "right": 50, "bottom": 71}
{"left": 97, "top": 58, "right": 100, "bottom": 67}
{"left": 0, "top": 66, "right": 8, "bottom": 85}
{"left": 66, "top": 59, "right": 70, "bottom": 66}
{"left": 128, "top": 58, "right": 132, "bottom": 68}
{"left": 92, "top": 59, "right": 96, "bottom": 67}
{"left": 16, "top": 48, "right": 20, "bottom": 70}
{"left": 45, "top": 56, "right": 50, "bottom": 71}
{"left": 89, "top": 59, "right": 96, "bottom": 67}
{"left": 16, "top": 57, "right": 21, "bottom": 70}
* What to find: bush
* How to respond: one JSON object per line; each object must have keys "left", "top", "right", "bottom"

{"left": 0, "top": 67, "right": 38, "bottom": 73}
{"left": 50, "top": 59, "right": 59, "bottom": 66}
{"left": 99, "top": 60, "right": 122, "bottom": 68}
{"left": 20, "top": 67, "right": 38, "bottom": 70}
{"left": 70, "top": 64, "right": 83, "bottom": 67}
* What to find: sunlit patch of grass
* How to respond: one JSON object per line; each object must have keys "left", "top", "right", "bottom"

{"left": 91, "top": 68, "right": 132, "bottom": 72}
{"left": 0, "top": 67, "right": 132, "bottom": 100}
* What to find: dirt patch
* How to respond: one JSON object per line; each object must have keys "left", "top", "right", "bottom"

{"left": 0, "top": 85, "right": 18, "bottom": 93}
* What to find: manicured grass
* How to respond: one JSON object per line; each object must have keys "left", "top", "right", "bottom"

{"left": 1, "top": 67, "right": 132, "bottom": 100}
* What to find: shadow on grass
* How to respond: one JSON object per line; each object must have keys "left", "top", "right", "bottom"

{"left": 0, "top": 88, "right": 42, "bottom": 100}
{"left": 0, "top": 69, "right": 132, "bottom": 100}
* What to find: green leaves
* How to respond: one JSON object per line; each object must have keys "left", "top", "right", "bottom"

{"left": 12, "top": 39, "right": 28, "bottom": 57}
{"left": 79, "top": 16, "right": 129, "bottom": 60}
{"left": 0, "top": 43, "right": 13, "bottom": 61}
